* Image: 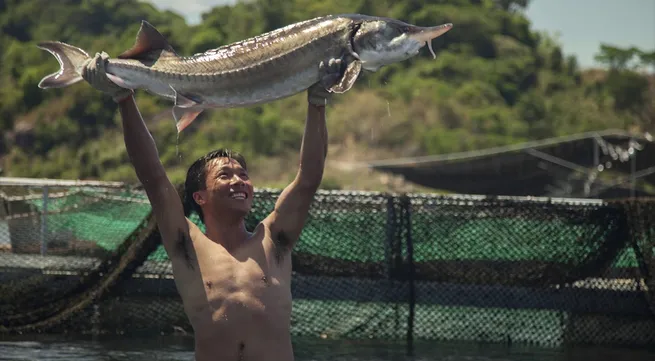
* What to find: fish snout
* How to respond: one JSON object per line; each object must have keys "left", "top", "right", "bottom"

{"left": 406, "top": 23, "right": 452, "bottom": 59}
{"left": 407, "top": 23, "right": 453, "bottom": 43}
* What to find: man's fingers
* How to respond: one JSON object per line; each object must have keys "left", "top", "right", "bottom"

{"left": 328, "top": 58, "right": 342, "bottom": 73}
{"left": 321, "top": 58, "right": 344, "bottom": 76}
{"left": 95, "top": 54, "right": 108, "bottom": 76}
{"left": 309, "top": 59, "right": 344, "bottom": 105}
{"left": 86, "top": 57, "right": 96, "bottom": 72}
{"left": 82, "top": 63, "right": 89, "bottom": 80}
{"left": 320, "top": 73, "right": 341, "bottom": 89}
{"left": 83, "top": 60, "right": 96, "bottom": 83}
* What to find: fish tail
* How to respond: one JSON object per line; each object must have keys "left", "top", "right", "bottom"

{"left": 36, "top": 41, "right": 91, "bottom": 89}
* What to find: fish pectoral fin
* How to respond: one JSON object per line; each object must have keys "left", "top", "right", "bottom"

{"left": 118, "top": 20, "right": 178, "bottom": 59}
{"left": 172, "top": 106, "right": 203, "bottom": 133}
{"left": 328, "top": 60, "right": 362, "bottom": 94}
{"left": 174, "top": 91, "right": 200, "bottom": 108}
{"left": 105, "top": 73, "right": 137, "bottom": 89}
{"left": 171, "top": 86, "right": 200, "bottom": 108}
{"left": 170, "top": 87, "right": 204, "bottom": 132}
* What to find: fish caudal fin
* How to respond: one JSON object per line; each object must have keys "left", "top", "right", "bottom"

{"left": 37, "top": 41, "right": 91, "bottom": 89}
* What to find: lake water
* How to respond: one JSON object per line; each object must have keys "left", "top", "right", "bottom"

{"left": 1, "top": 334, "right": 654, "bottom": 361}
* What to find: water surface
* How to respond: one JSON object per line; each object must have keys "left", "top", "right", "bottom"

{"left": 0, "top": 334, "right": 654, "bottom": 361}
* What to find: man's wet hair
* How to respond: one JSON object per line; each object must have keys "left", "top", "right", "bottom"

{"left": 183, "top": 148, "right": 247, "bottom": 223}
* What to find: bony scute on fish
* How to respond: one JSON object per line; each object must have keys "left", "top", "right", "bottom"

{"left": 37, "top": 14, "right": 453, "bottom": 132}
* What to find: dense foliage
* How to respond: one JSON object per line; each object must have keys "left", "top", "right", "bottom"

{"left": 1, "top": 0, "right": 653, "bottom": 191}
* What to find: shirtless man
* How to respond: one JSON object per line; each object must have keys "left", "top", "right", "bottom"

{"left": 82, "top": 53, "right": 341, "bottom": 361}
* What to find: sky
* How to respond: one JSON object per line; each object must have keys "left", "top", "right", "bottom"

{"left": 146, "top": 0, "right": 654, "bottom": 68}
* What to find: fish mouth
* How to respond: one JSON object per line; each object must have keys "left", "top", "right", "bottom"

{"left": 407, "top": 23, "right": 453, "bottom": 58}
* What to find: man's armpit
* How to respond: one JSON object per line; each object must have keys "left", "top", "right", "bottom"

{"left": 273, "top": 230, "right": 292, "bottom": 264}
{"left": 173, "top": 228, "right": 196, "bottom": 270}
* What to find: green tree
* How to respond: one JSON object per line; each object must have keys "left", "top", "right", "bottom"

{"left": 0, "top": 0, "right": 652, "bottom": 191}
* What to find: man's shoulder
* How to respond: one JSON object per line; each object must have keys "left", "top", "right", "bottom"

{"left": 160, "top": 217, "right": 202, "bottom": 239}
{"left": 185, "top": 218, "right": 211, "bottom": 244}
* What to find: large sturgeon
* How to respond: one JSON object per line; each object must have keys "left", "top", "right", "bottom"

{"left": 37, "top": 14, "right": 453, "bottom": 132}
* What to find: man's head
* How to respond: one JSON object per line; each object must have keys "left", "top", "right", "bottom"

{"left": 184, "top": 148, "right": 254, "bottom": 223}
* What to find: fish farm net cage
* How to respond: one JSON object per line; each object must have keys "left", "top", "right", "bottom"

{"left": 0, "top": 178, "right": 654, "bottom": 350}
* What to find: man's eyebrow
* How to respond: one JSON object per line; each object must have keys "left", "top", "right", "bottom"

{"left": 216, "top": 165, "right": 245, "bottom": 171}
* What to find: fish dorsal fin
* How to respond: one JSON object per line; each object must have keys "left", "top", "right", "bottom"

{"left": 118, "top": 20, "right": 177, "bottom": 59}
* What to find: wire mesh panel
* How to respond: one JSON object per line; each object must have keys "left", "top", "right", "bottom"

{"left": 250, "top": 190, "right": 410, "bottom": 340}
{"left": 0, "top": 182, "right": 158, "bottom": 334}
{"left": 0, "top": 180, "right": 654, "bottom": 350}
{"left": 406, "top": 194, "right": 653, "bottom": 347}
{"left": 621, "top": 199, "right": 655, "bottom": 318}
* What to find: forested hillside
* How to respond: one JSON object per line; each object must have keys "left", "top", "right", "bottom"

{"left": 1, "top": 0, "right": 653, "bottom": 191}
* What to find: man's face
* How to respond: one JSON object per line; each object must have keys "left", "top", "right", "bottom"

{"left": 196, "top": 157, "right": 254, "bottom": 216}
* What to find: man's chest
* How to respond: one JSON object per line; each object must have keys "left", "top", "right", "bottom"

{"left": 178, "top": 235, "right": 293, "bottom": 317}
{"left": 203, "top": 256, "right": 289, "bottom": 300}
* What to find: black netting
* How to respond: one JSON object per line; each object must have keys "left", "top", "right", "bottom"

{"left": 0, "top": 184, "right": 654, "bottom": 351}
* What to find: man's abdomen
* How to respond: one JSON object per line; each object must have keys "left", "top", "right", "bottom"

{"left": 194, "top": 333, "right": 293, "bottom": 361}
{"left": 189, "top": 278, "right": 293, "bottom": 360}
{"left": 192, "top": 298, "right": 294, "bottom": 361}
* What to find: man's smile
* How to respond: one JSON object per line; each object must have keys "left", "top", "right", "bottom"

{"left": 230, "top": 192, "right": 248, "bottom": 200}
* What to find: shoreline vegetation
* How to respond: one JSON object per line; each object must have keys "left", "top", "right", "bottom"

{"left": 1, "top": 0, "right": 653, "bottom": 193}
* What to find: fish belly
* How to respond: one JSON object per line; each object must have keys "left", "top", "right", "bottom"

{"left": 201, "top": 66, "right": 320, "bottom": 107}
{"left": 106, "top": 65, "right": 176, "bottom": 99}
{"left": 107, "top": 62, "right": 320, "bottom": 108}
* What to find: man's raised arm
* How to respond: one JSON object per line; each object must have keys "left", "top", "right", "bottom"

{"left": 264, "top": 59, "right": 342, "bottom": 250}
{"left": 82, "top": 53, "right": 191, "bottom": 256}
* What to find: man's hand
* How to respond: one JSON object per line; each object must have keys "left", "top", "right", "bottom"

{"left": 307, "top": 58, "right": 343, "bottom": 106}
{"left": 82, "top": 52, "right": 133, "bottom": 103}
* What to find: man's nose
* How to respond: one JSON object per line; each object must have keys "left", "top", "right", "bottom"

{"left": 232, "top": 175, "right": 245, "bottom": 184}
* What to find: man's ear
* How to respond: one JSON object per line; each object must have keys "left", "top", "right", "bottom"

{"left": 193, "top": 191, "right": 206, "bottom": 206}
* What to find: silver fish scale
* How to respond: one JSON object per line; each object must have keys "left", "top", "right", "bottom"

{"left": 106, "top": 15, "right": 356, "bottom": 107}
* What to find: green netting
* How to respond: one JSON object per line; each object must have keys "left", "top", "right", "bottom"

{"left": 20, "top": 190, "right": 151, "bottom": 252}
{"left": 1, "top": 185, "right": 654, "bottom": 351}
{"left": 15, "top": 189, "right": 643, "bottom": 267}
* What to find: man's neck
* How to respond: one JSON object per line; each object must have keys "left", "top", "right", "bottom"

{"left": 204, "top": 216, "right": 250, "bottom": 252}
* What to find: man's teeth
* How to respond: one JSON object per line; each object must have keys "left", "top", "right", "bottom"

{"left": 231, "top": 192, "right": 247, "bottom": 199}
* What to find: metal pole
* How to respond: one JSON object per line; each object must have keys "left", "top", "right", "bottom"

{"left": 40, "top": 186, "right": 48, "bottom": 256}
{"left": 631, "top": 152, "right": 636, "bottom": 198}
{"left": 593, "top": 136, "right": 599, "bottom": 168}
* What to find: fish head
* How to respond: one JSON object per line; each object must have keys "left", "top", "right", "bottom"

{"left": 351, "top": 18, "right": 452, "bottom": 71}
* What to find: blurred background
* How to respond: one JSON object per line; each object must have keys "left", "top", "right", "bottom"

{"left": 1, "top": 0, "right": 654, "bottom": 198}
{"left": 2, "top": 2, "right": 655, "bottom": 361}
